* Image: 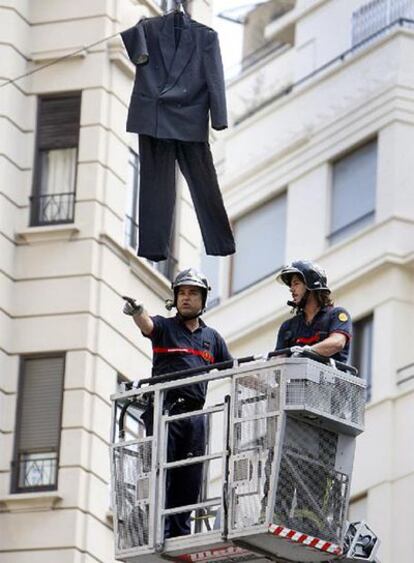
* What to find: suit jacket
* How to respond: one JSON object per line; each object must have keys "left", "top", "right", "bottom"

{"left": 121, "top": 12, "right": 228, "bottom": 142}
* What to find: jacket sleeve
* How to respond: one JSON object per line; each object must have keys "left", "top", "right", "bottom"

{"left": 203, "top": 31, "right": 228, "bottom": 131}
{"left": 120, "top": 19, "right": 149, "bottom": 65}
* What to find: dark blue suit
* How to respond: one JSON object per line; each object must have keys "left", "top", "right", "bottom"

{"left": 121, "top": 13, "right": 235, "bottom": 261}
{"left": 121, "top": 12, "right": 227, "bottom": 142}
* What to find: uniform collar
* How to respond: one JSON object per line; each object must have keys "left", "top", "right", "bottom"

{"left": 174, "top": 314, "right": 206, "bottom": 330}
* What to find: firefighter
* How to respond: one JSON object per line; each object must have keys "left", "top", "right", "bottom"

{"left": 123, "top": 268, "right": 232, "bottom": 538}
{"left": 275, "top": 260, "right": 352, "bottom": 362}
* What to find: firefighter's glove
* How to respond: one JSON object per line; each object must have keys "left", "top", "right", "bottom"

{"left": 122, "top": 296, "right": 144, "bottom": 317}
{"left": 290, "top": 345, "right": 314, "bottom": 357}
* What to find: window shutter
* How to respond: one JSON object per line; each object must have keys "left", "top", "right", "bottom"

{"left": 232, "top": 193, "right": 287, "bottom": 294}
{"left": 37, "top": 94, "right": 81, "bottom": 150}
{"left": 18, "top": 356, "right": 65, "bottom": 452}
{"left": 331, "top": 140, "right": 377, "bottom": 242}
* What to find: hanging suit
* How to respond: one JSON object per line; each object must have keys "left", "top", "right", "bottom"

{"left": 121, "top": 12, "right": 235, "bottom": 261}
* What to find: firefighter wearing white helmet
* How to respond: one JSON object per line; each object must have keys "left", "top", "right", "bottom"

{"left": 275, "top": 260, "right": 352, "bottom": 363}
{"left": 122, "top": 268, "right": 232, "bottom": 538}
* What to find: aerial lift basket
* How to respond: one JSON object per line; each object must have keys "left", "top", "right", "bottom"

{"left": 110, "top": 354, "right": 372, "bottom": 563}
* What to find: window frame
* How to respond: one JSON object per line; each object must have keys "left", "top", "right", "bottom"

{"left": 11, "top": 353, "right": 66, "bottom": 493}
{"left": 125, "top": 148, "right": 140, "bottom": 250}
{"left": 350, "top": 313, "right": 374, "bottom": 402}
{"left": 230, "top": 192, "right": 287, "bottom": 296}
{"left": 328, "top": 138, "right": 378, "bottom": 245}
{"left": 30, "top": 92, "right": 82, "bottom": 227}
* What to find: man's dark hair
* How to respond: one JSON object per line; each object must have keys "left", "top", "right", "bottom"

{"left": 315, "top": 290, "right": 333, "bottom": 308}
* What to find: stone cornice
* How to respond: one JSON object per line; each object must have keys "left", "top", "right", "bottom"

{"left": 0, "top": 491, "right": 63, "bottom": 512}
{"left": 15, "top": 225, "right": 80, "bottom": 244}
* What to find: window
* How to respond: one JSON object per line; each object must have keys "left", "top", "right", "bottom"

{"left": 231, "top": 194, "right": 287, "bottom": 294}
{"left": 31, "top": 93, "right": 81, "bottom": 226}
{"left": 12, "top": 355, "right": 65, "bottom": 492}
{"left": 330, "top": 140, "right": 377, "bottom": 244}
{"left": 125, "top": 149, "right": 140, "bottom": 250}
{"left": 350, "top": 314, "right": 373, "bottom": 401}
{"left": 201, "top": 254, "right": 221, "bottom": 309}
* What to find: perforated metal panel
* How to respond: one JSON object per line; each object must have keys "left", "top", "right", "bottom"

{"left": 230, "top": 367, "right": 280, "bottom": 530}
{"left": 112, "top": 439, "right": 153, "bottom": 551}
{"left": 285, "top": 366, "right": 365, "bottom": 430}
{"left": 273, "top": 417, "right": 349, "bottom": 545}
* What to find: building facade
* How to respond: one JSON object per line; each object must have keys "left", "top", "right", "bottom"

{"left": 204, "top": 1, "right": 414, "bottom": 562}
{"left": 1, "top": 1, "right": 414, "bottom": 563}
{"left": 0, "top": 1, "right": 210, "bottom": 562}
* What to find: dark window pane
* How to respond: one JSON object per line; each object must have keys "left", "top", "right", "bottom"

{"left": 330, "top": 140, "right": 377, "bottom": 244}
{"left": 232, "top": 194, "right": 287, "bottom": 294}
{"left": 350, "top": 314, "right": 373, "bottom": 401}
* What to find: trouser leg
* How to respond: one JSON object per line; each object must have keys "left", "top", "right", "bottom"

{"left": 176, "top": 141, "right": 235, "bottom": 256}
{"left": 137, "top": 135, "right": 177, "bottom": 261}
{"left": 166, "top": 414, "right": 206, "bottom": 537}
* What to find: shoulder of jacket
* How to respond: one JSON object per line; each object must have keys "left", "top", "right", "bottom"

{"left": 189, "top": 18, "right": 216, "bottom": 32}
{"left": 326, "top": 306, "right": 351, "bottom": 321}
{"left": 140, "top": 15, "right": 163, "bottom": 25}
{"left": 328, "top": 305, "right": 348, "bottom": 315}
{"left": 280, "top": 316, "right": 296, "bottom": 329}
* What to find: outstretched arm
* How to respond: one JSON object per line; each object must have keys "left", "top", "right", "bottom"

{"left": 122, "top": 296, "right": 154, "bottom": 336}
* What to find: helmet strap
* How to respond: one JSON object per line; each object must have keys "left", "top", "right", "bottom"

{"left": 288, "top": 290, "right": 309, "bottom": 310}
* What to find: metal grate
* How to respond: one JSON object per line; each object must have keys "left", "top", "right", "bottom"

{"left": 352, "top": 0, "right": 414, "bottom": 46}
{"left": 234, "top": 368, "right": 280, "bottom": 418}
{"left": 112, "top": 440, "right": 153, "bottom": 550}
{"left": 286, "top": 371, "right": 365, "bottom": 427}
{"left": 273, "top": 417, "right": 348, "bottom": 545}
{"left": 231, "top": 367, "right": 280, "bottom": 530}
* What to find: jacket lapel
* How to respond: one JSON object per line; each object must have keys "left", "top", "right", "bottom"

{"left": 159, "top": 14, "right": 175, "bottom": 74}
{"left": 160, "top": 14, "right": 195, "bottom": 94}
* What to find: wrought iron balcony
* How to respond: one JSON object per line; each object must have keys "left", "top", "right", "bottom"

{"left": 30, "top": 191, "right": 75, "bottom": 226}
{"left": 13, "top": 453, "right": 58, "bottom": 492}
{"left": 352, "top": 0, "right": 414, "bottom": 46}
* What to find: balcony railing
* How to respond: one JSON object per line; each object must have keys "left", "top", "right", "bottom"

{"left": 30, "top": 192, "right": 75, "bottom": 226}
{"left": 13, "top": 453, "right": 58, "bottom": 492}
{"left": 352, "top": 0, "right": 414, "bottom": 46}
{"left": 235, "top": 17, "right": 414, "bottom": 125}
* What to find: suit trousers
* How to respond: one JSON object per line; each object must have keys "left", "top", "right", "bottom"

{"left": 138, "top": 135, "right": 235, "bottom": 261}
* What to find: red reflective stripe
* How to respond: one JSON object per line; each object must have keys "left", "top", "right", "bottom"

{"left": 153, "top": 346, "right": 215, "bottom": 364}
{"left": 296, "top": 333, "right": 321, "bottom": 345}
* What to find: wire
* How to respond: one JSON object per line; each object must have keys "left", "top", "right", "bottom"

{"left": 0, "top": 31, "right": 120, "bottom": 90}
{"left": 0, "top": 0, "right": 210, "bottom": 91}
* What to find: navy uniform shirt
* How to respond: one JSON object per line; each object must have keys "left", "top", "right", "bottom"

{"left": 275, "top": 306, "right": 352, "bottom": 363}
{"left": 145, "top": 315, "right": 232, "bottom": 404}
